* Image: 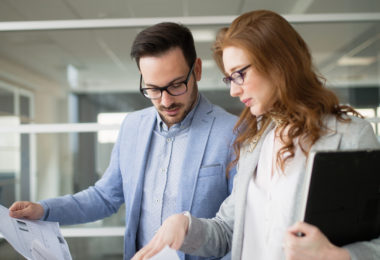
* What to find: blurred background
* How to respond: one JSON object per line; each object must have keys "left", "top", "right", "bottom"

{"left": 0, "top": 0, "right": 379, "bottom": 259}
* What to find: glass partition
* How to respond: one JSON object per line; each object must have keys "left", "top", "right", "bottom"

{"left": 0, "top": 123, "right": 125, "bottom": 259}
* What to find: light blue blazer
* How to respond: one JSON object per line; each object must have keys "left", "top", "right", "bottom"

{"left": 40, "top": 94, "right": 238, "bottom": 260}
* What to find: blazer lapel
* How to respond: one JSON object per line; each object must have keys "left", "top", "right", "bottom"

{"left": 237, "top": 121, "right": 276, "bottom": 180}
{"left": 232, "top": 121, "right": 275, "bottom": 258}
{"left": 129, "top": 110, "right": 156, "bottom": 211}
{"left": 177, "top": 97, "right": 214, "bottom": 212}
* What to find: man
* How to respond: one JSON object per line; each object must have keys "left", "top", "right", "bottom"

{"left": 9, "top": 23, "right": 237, "bottom": 260}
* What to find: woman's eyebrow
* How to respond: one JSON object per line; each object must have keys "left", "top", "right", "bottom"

{"left": 227, "top": 65, "right": 245, "bottom": 75}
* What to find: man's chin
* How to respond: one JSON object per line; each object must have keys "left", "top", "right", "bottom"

{"left": 163, "top": 116, "right": 181, "bottom": 126}
{"left": 161, "top": 113, "right": 185, "bottom": 127}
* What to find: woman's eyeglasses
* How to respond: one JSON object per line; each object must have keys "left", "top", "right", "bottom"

{"left": 222, "top": 64, "right": 251, "bottom": 87}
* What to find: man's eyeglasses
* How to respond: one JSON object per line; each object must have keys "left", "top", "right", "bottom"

{"left": 222, "top": 64, "right": 251, "bottom": 87}
{"left": 140, "top": 62, "right": 195, "bottom": 100}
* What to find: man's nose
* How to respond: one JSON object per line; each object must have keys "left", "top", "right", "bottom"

{"left": 160, "top": 90, "right": 174, "bottom": 107}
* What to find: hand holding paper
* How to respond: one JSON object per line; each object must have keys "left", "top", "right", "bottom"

{"left": 148, "top": 245, "right": 180, "bottom": 260}
{"left": 9, "top": 201, "right": 44, "bottom": 220}
{"left": 0, "top": 204, "right": 72, "bottom": 260}
{"left": 132, "top": 213, "right": 189, "bottom": 260}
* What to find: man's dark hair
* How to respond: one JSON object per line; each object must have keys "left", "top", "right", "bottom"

{"left": 130, "top": 22, "right": 197, "bottom": 69}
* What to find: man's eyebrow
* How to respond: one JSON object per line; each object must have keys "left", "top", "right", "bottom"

{"left": 144, "top": 75, "right": 186, "bottom": 88}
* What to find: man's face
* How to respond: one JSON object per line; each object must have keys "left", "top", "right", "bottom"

{"left": 139, "top": 48, "right": 202, "bottom": 128}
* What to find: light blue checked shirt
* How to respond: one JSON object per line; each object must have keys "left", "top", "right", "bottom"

{"left": 137, "top": 95, "right": 200, "bottom": 249}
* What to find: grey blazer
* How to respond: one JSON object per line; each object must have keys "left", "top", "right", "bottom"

{"left": 181, "top": 115, "right": 380, "bottom": 260}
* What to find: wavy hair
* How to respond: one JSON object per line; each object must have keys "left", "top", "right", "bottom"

{"left": 214, "top": 10, "right": 361, "bottom": 170}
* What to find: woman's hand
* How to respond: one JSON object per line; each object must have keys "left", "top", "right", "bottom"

{"left": 283, "top": 222, "right": 350, "bottom": 260}
{"left": 132, "top": 213, "right": 190, "bottom": 260}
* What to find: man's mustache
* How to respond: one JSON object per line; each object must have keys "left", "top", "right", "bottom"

{"left": 159, "top": 103, "right": 182, "bottom": 111}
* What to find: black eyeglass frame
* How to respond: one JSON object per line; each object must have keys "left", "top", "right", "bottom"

{"left": 140, "top": 62, "right": 196, "bottom": 100}
{"left": 222, "top": 64, "right": 251, "bottom": 87}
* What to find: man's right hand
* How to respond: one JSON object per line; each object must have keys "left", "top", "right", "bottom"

{"left": 9, "top": 201, "right": 44, "bottom": 220}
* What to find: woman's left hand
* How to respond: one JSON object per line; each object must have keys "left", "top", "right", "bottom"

{"left": 131, "top": 213, "right": 189, "bottom": 260}
{"left": 283, "top": 222, "right": 350, "bottom": 260}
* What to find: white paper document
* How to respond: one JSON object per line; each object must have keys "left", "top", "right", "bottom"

{"left": 148, "top": 245, "right": 180, "bottom": 260}
{"left": 0, "top": 204, "right": 72, "bottom": 260}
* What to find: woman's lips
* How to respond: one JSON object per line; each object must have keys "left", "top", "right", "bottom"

{"left": 242, "top": 98, "right": 252, "bottom": 107}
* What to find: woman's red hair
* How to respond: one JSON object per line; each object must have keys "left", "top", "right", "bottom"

{"left": 214, "top": 10, "right": 361, "bottom": 171}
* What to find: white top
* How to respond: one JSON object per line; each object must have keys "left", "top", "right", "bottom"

{"left": 241, "top": 127, "right": 307, "bottom": 260}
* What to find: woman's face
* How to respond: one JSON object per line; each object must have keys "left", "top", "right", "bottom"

{"left": 222, "top": 46, "right": 275, "bottom": 117}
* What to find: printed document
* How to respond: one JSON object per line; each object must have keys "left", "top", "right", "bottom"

{"left": 148, "top": 245, "right": 180, "bottom": 260}
{"left": 0, "top": 204, "right": 72, "bottom": 260}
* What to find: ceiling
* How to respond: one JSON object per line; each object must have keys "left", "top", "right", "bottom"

{"left": 0, "top": 0, "right": 379, "bottom": 95}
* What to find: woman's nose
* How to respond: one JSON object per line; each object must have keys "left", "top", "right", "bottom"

{"left": 230, "top": 83, "right": 243, "bottom": 97}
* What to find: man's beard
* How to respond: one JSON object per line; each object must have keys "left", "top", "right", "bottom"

{"left": 159, "top": 82, "right": 198, "bottom": 126}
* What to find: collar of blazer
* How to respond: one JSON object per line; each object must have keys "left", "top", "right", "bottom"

{"left": 237, "top": 121, "right": 275, "bottom": 177}
{"left": 310, "top": 114, "right": 341, "bottom": 152}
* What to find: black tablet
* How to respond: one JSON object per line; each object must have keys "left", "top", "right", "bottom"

{"left": 300, "top": 150, "right": 380, "bottom": 246}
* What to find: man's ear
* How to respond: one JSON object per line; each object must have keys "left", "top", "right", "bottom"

{"left": 194, "top": 58, "right": 202, "bottom": 81}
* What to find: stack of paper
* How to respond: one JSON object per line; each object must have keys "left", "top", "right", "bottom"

{"left": 0, "top": 204, "right": 72, "bottom": 260}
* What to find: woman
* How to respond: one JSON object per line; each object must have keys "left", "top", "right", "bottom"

{"left": 133, "top": 10, "right": 380, "bottom": 260}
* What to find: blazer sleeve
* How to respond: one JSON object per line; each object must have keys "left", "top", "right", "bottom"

{"left": 227, "top": 136, "right": 237, "bottom": 194}
{"left": 39, "top": 120, "right": 126, "bottom": 225}
{"left": 341, "top": 119, "right": 380, "bottom": 259}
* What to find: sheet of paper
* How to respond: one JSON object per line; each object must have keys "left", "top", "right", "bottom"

{"left": 0, "top": 204, "right": 72, "bottom": 260}
{"left": 148, "top": 245, "right": 180, "bottom": 260}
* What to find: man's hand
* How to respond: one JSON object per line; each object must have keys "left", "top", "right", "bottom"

{"left": 132, "top": 213, "right": 190, "bottom": 260}
{"left": 9, "top": 201, "right": 44, "bottom": 220}
{"left": 283, "top": 221, "right": 350, "bottom": 260}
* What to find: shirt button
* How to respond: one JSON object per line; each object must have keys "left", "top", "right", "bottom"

{"left": 155, "top": 198, "right": 160, "bottom": 203}
{"left": 161, "top": 167, "right": 166, "bottom": 173}
{"left": 166, "top": 138, "right": 172, "bottom": 142}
